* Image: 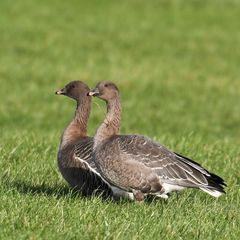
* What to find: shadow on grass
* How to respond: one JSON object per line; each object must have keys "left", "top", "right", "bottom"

{"left": 10, "top": 180, "right": 74, "bottom": 196}
{"left": 3, "top": 178, "right": 77, "bottom": 197}
{"left": 2, "top": 177, "right": 114, "bottom": 201}
{"left": 2, "top": 177, "right": 174, "bottom": 204}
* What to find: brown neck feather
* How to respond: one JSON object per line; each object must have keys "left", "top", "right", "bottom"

{"left": 94, "top": 95, "right": 121, "bottom": 148}
{"left": 60, "top": 96, "right": 91, "bottom": 147}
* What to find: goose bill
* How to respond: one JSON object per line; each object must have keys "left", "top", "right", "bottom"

{"left": 88, "top": 88, "right": 100, "bottom": 96}
{"left": 55, "top": 88, "right": 66, "bottom": 95}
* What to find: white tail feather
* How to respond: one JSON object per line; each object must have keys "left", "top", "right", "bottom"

{"left": 200, "top": 187, "right": 223, "bottom": 197}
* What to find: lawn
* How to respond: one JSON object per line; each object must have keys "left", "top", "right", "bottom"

{"left": 0, "top": 0, "right": 240, "bottom": 239}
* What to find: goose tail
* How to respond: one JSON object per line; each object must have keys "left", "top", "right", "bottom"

{"left": 175, "top": 152, "right": 226, "bottom": 197}
{"left": 200, "top": 187, "right": 223, "bottom": 197}
{"left": 200, "top": 172, "right": 226, "bottom": 197}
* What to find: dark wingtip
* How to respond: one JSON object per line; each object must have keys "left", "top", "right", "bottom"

{"left": 174, "top": 152, "right": 227, "bottom": 193}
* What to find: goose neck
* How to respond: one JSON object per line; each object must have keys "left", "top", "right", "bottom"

{"left": 60, "top": 96, "right": 91, "bottom": 147}
{"left": 94, "top": 97, "right": 121, "bottom": 148}
{"left": 74, "top": 97, "right": 91, "bottom": 135}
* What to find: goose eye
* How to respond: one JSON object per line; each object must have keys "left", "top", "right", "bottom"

{"left": 104, "top": 84, "right": 108, "bottom": 87}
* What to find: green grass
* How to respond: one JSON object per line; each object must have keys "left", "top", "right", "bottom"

{"left": 0, "top": 0, "right": 240, "bottom": 239}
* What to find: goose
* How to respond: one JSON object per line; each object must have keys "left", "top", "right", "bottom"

{"left": 55, "top": 80, "right": 131, "bottom": 198}
{"left": 88, "top": 81, "right": 226, "bottom": 201}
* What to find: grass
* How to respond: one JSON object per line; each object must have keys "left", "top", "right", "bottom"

{"left": 0, "top": 0, "right": 240, "bottom": 239}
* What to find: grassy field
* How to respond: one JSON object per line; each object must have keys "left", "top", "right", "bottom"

{"left": 0, "top": 0, "right": 240, "bottom": 239}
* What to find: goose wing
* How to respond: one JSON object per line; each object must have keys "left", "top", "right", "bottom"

{"left": 72, "top": 137, "right": 112, "bottom": 195}
{"left": 74, "top": 137, "right": 95, "bottom": 169}
{"left": 116, "top": 135, "right": 225, "bottom": 191}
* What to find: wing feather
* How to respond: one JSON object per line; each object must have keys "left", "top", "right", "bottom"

{"left": 116, "top": 135, "right": 216, "bottom": 188}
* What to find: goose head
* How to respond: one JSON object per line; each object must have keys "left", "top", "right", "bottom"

{"left": 88, "top": 81, "right": 119, "bottom": 101}
{"left": 55, "top": 81, "right": 90, "bottom": 101}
